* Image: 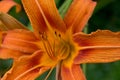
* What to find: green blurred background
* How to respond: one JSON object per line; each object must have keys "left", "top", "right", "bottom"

{"left": 0, "top": 0, "right": 120, "bottom": 80}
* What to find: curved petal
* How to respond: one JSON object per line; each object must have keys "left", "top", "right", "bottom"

{"left": 64, "top": 0, "right": 96, "bottom": 33}
{"left": 0, "top": 0, "right": 16, "bottom": 13}
{"left": 61, "top": 63, "right": 86, "bottom": 80}
{"left": 2, "top": 50, "right": 51, "bottom": 80}
{"left": 2, "top": 51, "right": 47, "bottom": 80}
{"left": 0, "top": 30, "right": 25, "bottom": 59}
{"left": 0, "top": 13, "right": 28, "bottom": 30}
{"left": 0, "top": 48, "right": 26, "bottom": 60}
{"left": 22, "top": 0, "right": 66, "bottom": 38}
{"left": 0, "top": 21, "right": 8, "bottom": 31}
{"left": 73, "top": 30, "right": 120, "bottom": 64}
{"left": 1, "top": 29, "right": 39, "bottom": 53}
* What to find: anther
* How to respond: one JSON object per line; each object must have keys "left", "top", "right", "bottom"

{"left": 39, "top": 32, "right": 48, "bottom": 40}
{"left": 55, "top": 31, "right": 57, "bottom": 35}
{"left": 58, "top": 34, "right": 61, "bottom": 38}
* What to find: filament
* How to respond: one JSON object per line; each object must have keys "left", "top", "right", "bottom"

{"left": 40, "top": 33, "right": 57, "bottom": 60}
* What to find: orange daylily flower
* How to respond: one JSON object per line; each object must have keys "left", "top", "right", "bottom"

{"left": 0, "top": 0, "right": 21, "bottom": 13}
{"left": 0, "top": 0, "right": 120, "bottom": 80}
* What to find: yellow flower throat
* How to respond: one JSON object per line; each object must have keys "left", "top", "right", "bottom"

{"left": 38, "top": 29, "right": 76, "bottom": 61}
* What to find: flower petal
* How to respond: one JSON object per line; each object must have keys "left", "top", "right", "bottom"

{"left": 2, "top": 50, "right": 58, "bottom": 80}
{"left": 0, "top": 48, "right": 25, "bottom": 60}
{"left": 1, "top": 29, "right": 39, "bottom": 53}
{"left": 0, "top": 13, "right": 28, "bottom": 30}
{"left": 0, "top": 21, "right": 8, "bottom": 31}
{"left": 73, "top": 30, "right": 120, "bottom": 64}
{"left": 2, "top": 50, "right": 51, "bottom": 80}
{"left": 0, "top": 0, "right": 16, "bottom": 13}
{"left": 0, "top": 30, "right": 25, "bottom": 59}
{"left": 22, "top": 0, "right": 66, "bottom": 38}
{"left": 64, "top": 0, "right": 96, "bottom": 33}
{"left": 61, "top": 64, "right": 86, "bottom": 80}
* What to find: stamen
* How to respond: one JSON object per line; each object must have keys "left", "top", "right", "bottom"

{"left": 54, "top": 31, "right": 61, "bottom": 38}
{"left": 53, "top": 40, "right": 56, "bottom": 56}
{"left": 39, "top": 32, "right": 57, "bottom": 60}
{"left": 58, "top": 34, "right": 61, "bottom": 38}
{"left": 46, "top": 40, "right": 54, "bottom": 56}
{"left": 60, "top": 44, "right": 70, "bottom": 59}
{"left": 42, "top": 32, "right": 48, "bottom": 40}
{"left": 56, "top": 43, "right": 70, "bottom": 60}
{"left": 38, "top": 31, "right": 69, "bottom": 60}
{"left": 55, "top": 31, "right": 57, "bottom": 36}
{"left": 42, "top": 41, "right": 56, "bottom": 60}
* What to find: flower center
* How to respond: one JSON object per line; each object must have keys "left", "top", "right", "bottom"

{"left": 39, "top": 30, "right": 75, "bottom": 61}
